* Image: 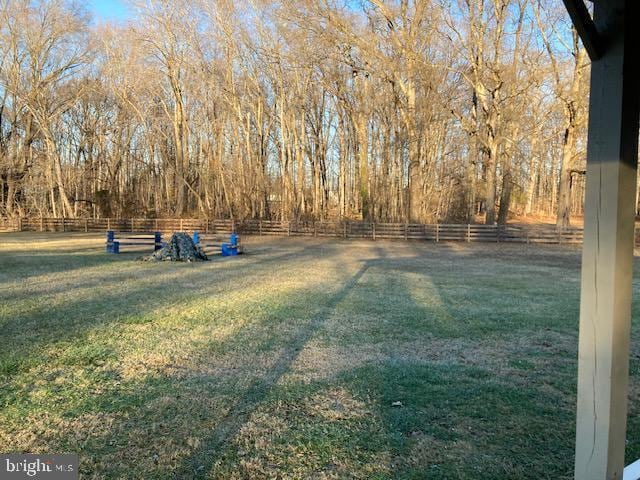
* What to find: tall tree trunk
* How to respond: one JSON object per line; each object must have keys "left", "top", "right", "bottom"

{"left": 498, "top": 168, "right": 512, "bottom": 225}
{"left": 355, "top": 112, "right": 369, "bottom": 220}
{"left": 485, "top": 134, "right": 498, "bottom": 225}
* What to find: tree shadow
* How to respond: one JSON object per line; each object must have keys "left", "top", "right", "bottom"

{"left": 3, "top": 239, "right": 619, "bottom": 478}
{"left": 0, "top": 242, "right": 336, "bottom": 379}
{"left": 174, "top": 260, "right": 373, "bottom": 479}
{"left": 4, "top": 255, "right": 375, "bottom": 478}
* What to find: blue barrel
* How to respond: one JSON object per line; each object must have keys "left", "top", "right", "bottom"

{"left": 193, "top": 231, "right": 200, "bottom": 245}
{"left": 107, "top": 230, "right": 115, "bottom": 253}
{"left": 230, "top": 232, "right": 238, "bottom": 246}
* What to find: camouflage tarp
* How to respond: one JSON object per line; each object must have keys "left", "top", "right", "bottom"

{"left": 141, "top": 232, "right": 208, "bottom": 262}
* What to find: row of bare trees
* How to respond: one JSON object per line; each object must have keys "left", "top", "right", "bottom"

{"left": 0, "top": 0, "right": 595, "bottom": 226}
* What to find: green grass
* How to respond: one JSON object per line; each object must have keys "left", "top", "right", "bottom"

{"left": 1, "top": 233, "right": 640, "bottom": 479}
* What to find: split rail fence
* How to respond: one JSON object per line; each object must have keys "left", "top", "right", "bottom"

{"left": 0, "top": 217, "right": 622, "bottom": 246}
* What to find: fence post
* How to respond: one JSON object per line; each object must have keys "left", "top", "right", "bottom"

{"left": 287, "top": 221, "right": 291, "bottom": 237}
{"left": 404, "top": 222, "right": 408, "bottom": 241}
{"left": 372, "top": 223, "right": 376, "bottom": 241}
{"left": 344, "top": 221, "right": 347, "bottom": 239}
{"left": 62, "top": 217, "right": 66, "bottom": 233}
{"left": 205, "top": 219, "right": 209, "bottom": 234}
{"left": 314, "top": 221, "right": 317, "bottom": 238}
{"left": 85, "top": 218, "right": 88, "bottom": 233}
{"left": 467, "top": 224, "right": 471, "bottom": 243}
{"left": 436, "top": 223, "right": 439, "bottom": 243}
{"left": 40, "top": 216, "right": 44, "bottom": 232}
{"left": 18, "top": 217, "right": 23, "bottom": 232}
{"left": 259, "top": 219, "right": 263, "bottom": 236}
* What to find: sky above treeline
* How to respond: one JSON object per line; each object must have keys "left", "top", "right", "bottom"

{"left": 86, "top": 0, "right": 363, "bottom": 23}
{"left": 88, "top": 0, "right": 130, "bottom": 22}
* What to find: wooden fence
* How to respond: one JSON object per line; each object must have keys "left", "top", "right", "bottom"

{"left": 0, "top": 217, "right": 608, "bottom": 246}
{"left": 0, "top": 218, "right": 235, "bottom": 235}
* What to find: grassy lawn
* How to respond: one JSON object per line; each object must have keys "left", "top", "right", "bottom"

{"left": 1, "top": 233, "right": 640, "bottom": 479}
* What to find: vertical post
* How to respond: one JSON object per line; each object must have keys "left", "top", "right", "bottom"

{"left": 436, "top": 223, "right": 439, "bottom": 243}
{"left": 180, "top": 218, "right": 184, "bottom": 232}
{"left": 62, "top": 217, "right": 65, "bottom": 232}
{"left": 107, "top": 218, "right": 111, "bottom": 231}
{"left": 18, "top": 217, "right": 23, "bottom": 232}
{"left": 343, "top": 221, "right": 347, "bottom": 239}
{"left": 467, "top": 224, "right": 471, "bottom": 243}
{"left": 287, "top": 221, "right": 291, "bottom": 237}
{"left": 574, "top": 2, "right": 640, "bottom": 479}
{"left": 314, "top": 221, "right": 317, "bottom": 238}
{"left": 155, "top": 218, "right": 159, "bottom": 232}
{"left": 85, "top": 218, "right": 88, "bottom": 233}
{"left": 372, "top": 223, "right": 376, "bottom": 241}
{"left": 259, "top": 219, "right": 263, "bottom": 236}
{"left": 40, "top": 216, "right": 44, "bottom": 232}
{"left": 404, "top": 222, "right": 408, "bottom": 241}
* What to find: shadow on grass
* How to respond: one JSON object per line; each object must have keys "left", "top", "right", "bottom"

{"left": 0, "top": 241, "right": 308, "bottom": 302}
{"left": 386, "top": 244, "right": 581, "bottom": 337}
{"left": 8, "top": 257, "right": 373, "bottom": 478}
{"left": 4, "top": 240, "right": 637, "bottom": 478}
{"left": 175, "top": 261, "right": 373, "bottom": 479}
{"left": 0, "top": 242, "right": 337, "bottom": 378}
{"left": 0, "top": 251, "right": 121, "bottom": 284}
{"left": 218, "top": 360, "right": 576, "bottom": 479}
{"left": 60, "top": 245, "right": 579, "bottom": 479}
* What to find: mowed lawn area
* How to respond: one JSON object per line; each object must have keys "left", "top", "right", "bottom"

{"left": 2, "top": 234, "right": 640, "bottom": 479}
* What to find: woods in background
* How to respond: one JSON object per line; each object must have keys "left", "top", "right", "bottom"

{"left": 0, "top": 0, "right": 595, "bottom": 225}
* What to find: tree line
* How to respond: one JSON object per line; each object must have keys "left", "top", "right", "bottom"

{"left": 0, "top": 0, "right": 598, "bottom": 226}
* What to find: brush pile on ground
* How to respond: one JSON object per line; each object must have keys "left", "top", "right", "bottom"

{"left": 142, "top": 232, "right": 208, "bottom": 262}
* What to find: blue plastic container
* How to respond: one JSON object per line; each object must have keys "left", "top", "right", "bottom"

{"left": 106, "top": 230, "right": 115, "bottom": 253}
{"left": 221, "top": 243, "right": 239, "bottom": 257}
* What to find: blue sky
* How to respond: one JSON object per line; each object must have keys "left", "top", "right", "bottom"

{"left": 88, "top": 0, "right": 131, "bottom": 23}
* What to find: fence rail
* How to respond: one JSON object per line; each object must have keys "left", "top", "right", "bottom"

{"left": 0, "top": 218, "right": 237, "bottom": 235}
{"left": 0, "top": 217, "right": 607, "bottom": 246}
